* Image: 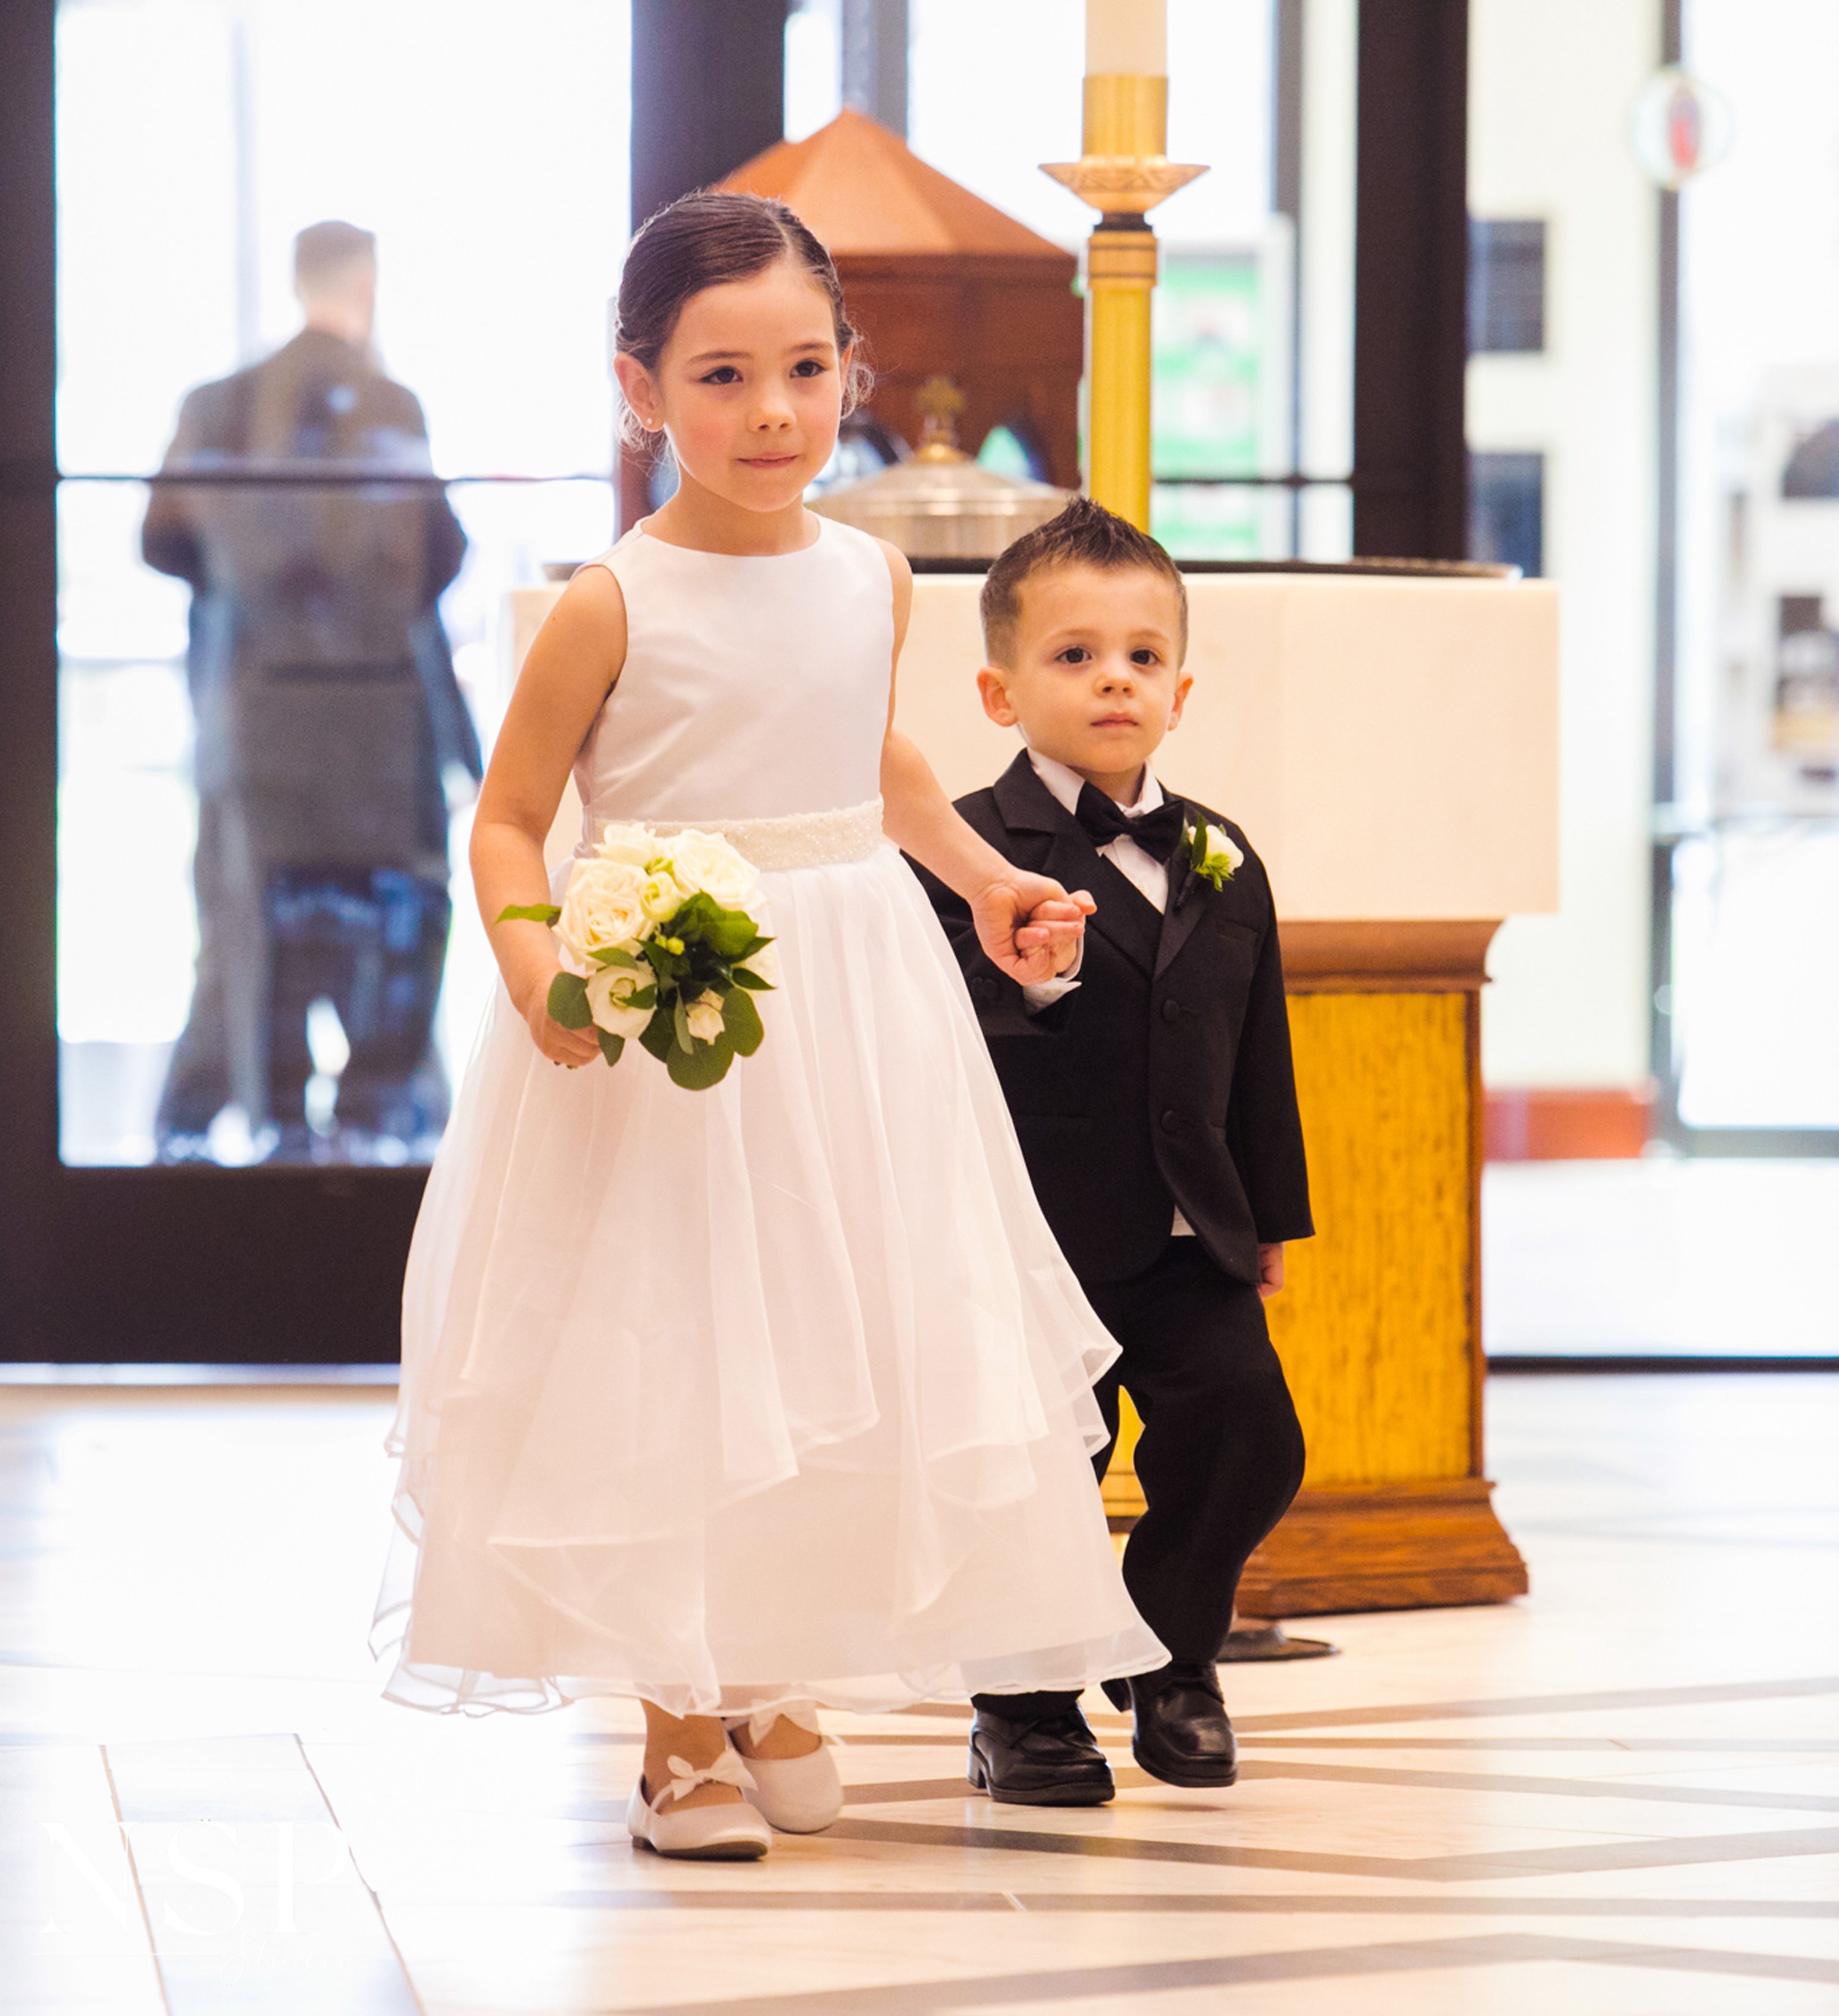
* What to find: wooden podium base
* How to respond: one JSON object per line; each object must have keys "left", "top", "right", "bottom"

{"left": 1100, "top": 920, "right": 1530, "bottom": 1619}
{"left": 1234, "top": 1478, "right": 1529, "bottom": 1617}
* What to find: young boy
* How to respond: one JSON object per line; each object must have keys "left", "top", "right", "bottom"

{"left": 915, "top": 498, "right": 1312, "bottom": 1805}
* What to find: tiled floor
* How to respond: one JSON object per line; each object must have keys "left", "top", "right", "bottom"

{"left": 2, "top": 1372, "right": 1835, "bottom": 2013}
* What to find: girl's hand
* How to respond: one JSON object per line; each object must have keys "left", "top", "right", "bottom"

{"left": 971, "top": 871, "right": 1095, "bottom": 985}
{"left": 521, "top": 970, "right": 602, "bottom": 1068}
{"left": 1256, "top": 1242, "right": 1285, "bottom": 1301}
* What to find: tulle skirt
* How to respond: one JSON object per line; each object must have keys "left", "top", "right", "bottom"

{"left": 371, "top": 840, "right": 1165, "bottom": 1716}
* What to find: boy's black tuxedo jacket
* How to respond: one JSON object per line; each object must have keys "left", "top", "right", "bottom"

{"left": 915, "top": 753, "right": 1313, "bottom": 1290}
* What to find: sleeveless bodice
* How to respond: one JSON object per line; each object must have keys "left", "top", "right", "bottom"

{"left": 571, "top": 515, "right": 894, "bottom": 826}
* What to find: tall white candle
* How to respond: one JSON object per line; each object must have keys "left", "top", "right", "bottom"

{"left": 1086, "top": 0, "right": 1166, "bottom": 75}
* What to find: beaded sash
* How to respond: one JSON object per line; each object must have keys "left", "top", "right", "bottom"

{"left": 586, "top": 797, "right": 885, "bottom": 873}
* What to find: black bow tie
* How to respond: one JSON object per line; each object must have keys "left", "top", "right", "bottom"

{"left": 1073, "top": 782, "right": 1187, "bottom": 862}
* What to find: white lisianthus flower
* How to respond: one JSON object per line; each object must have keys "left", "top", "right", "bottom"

{"left": 1203, "top": 824, "right": 1244, "bottom": 875}
{"left": 683, "top": 989, "right": 726, "bottom": 1044}
{"left": 740, "top": 938, "right": 782, "bottom": 988}
{"left": 592, "top": 823, "right": 655, "bottom": 870}
{"left": 556, "top": 858, "right": 649, "bottom": 968}
{"left": 639, "top": 870, "right": 687, "bottom": 921}
{"left": 1186, "top": 819, "right": 1244, "bottom": 891}
{"left": 584, "top": 963, "right": 654, "bottom": 1038}
{"left": 667, "top": 829, "right": 761, "bottom": 909}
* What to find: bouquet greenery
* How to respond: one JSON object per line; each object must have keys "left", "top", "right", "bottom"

{"left": 499, "top": 824, "right": 777, "bottom": 1090}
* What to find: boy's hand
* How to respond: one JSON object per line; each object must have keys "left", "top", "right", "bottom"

{"left": 1256, "top": 1243, "right": 1285, "bottom": 1301}
{"left": 971, "top": 870, "right": 1095, "bottom": 985}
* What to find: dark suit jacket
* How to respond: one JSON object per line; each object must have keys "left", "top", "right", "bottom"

{"left": 142, "top": 329, "right": 478, "bottom": 870}
{"left": 915, "top": 753, "right": 1313, "bottom": 1290}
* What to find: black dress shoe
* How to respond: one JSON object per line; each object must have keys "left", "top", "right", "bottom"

{"left": 967, "top": 1708, "right": 1114, "bottom": 1806}
{"left": 1108, "top": 1661, "right": 1238, "bottom": 1789}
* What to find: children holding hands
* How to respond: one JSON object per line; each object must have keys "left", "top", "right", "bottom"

{"left": 376, "top": 185, "right": 1309, "bottom": 1862}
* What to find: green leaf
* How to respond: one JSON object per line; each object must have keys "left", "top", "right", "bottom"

{"left": 723, "top": 986, "right": 764, "bottom": 1056}
{"left": 498, "top": 902, "right": 561, "bottom": 926}
{"left": 665, "top": 1033, "right": 736, "bottom": 1090}
{"left": 547, "top": 970, "right": 592, "bottom": 1029}
{"left": 639, "top": 1005, "right": 675, "bottom": 1062}
{"left": 738, "top": 934, "right": 772, "bottom": 960}
{"left": 628, "top": 984, "right": 657, "bottom": 1010}
{"left": 728, "top": 966, "right": 771, "bottom": 991}
{"left": 596, "top": 1028, "right": 626, "bottom": 1067}
{"left": 703, "top": 910, "right": 760, "bottom": 960}
{"left": 591, "top": 945, "right": 645, "bottom": 970}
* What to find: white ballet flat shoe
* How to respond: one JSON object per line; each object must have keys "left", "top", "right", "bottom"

{"left": 626, "top": 1749, "right": 772, "bottom": 1860}
{"left": 726, "top": 1703, "right": 844, "bottom": 1834}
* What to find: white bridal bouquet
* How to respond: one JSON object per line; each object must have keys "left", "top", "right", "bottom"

{"left": 499, "top": 825, "right": 779, "bottom": 1090}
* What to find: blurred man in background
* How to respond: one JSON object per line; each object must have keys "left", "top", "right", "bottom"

{"left": 143, "top": 219, "right": 480, "bottom": 1163}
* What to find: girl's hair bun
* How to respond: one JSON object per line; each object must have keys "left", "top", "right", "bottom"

{"left": 614, "top": 191, "right": 873, "bottom": 455}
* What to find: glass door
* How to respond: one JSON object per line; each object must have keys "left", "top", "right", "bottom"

{"left": 4, "top": 0, "right": 631, "bottom": 1358}
{"left": 1666, "top": 0, "right": 1839, "bottom": 1146}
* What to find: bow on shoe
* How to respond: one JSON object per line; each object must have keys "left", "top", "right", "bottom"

{"left": 660, "top": 1747, "right": 755, "bottom": 1808}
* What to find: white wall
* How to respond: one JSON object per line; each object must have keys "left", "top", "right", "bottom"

{"left": 1468, "top": 0, "right": 1660, "bottom": 1090}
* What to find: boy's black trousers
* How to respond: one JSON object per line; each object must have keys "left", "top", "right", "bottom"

{"left": 972, "top": 1239, "right": 1307, "bottom": 1720}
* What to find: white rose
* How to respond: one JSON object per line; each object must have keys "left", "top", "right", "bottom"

{"left": 739, "top": 938, "right": 781, "bottom": 988}
{"left": 639, "top": 870, "right": 688, "bottom": 921}
{"left": 556, "top": 858, "right": 649, "bottom": 968}
{"left": 683, "top": 988, "right": 726, "bottom": 1044}
{"left": 584, "top": 962, "right": 655, "bottom": 1039}
{"left": 1205, "top": 825, "right": 1244, "bottom": 875}
{"left": 666, "top": 829, "right": 760, "bottom": 910}
{"left": 592, "top": 823, "right": 656, "bottom": 870}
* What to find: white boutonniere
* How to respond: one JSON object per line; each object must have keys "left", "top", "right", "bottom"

{"left": 1184, "top": 816, "right": 1244, "bottom": 892}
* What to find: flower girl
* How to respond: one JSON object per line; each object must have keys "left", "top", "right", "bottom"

{"left": 371, "top": 191, "right": 1165, "bottom": 1859}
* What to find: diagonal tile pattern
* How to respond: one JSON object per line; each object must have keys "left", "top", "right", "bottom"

{"left": 604, "top": 1932, "right": 1839, "bottom": 2015}
{"left": 0, "top": 1371, "right": 1833, "bottom": 2012}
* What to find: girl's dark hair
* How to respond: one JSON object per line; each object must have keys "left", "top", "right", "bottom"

{"left": 613, "top": 190, "right": 872, "bottom": 452}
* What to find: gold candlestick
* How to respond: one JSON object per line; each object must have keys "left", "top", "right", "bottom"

{"left": 1044, "top": 74, "right": 1205, "bottom": 530}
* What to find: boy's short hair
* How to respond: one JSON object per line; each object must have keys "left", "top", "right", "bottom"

{"left": 980, "top": 496, "right": 1189, "bottom": 666}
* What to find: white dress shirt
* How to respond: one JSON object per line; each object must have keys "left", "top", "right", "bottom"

{"left": 1018, "top": 749, "right": 1196, "bottom": 1238}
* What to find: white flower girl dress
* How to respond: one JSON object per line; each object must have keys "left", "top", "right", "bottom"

{"left": 371, "top": 515, "right": 1166, "bottom": 1718}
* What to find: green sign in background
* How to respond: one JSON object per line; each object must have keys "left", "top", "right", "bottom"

{"left": 1149, "top": 249, "right": 1273, "bottom": 561}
